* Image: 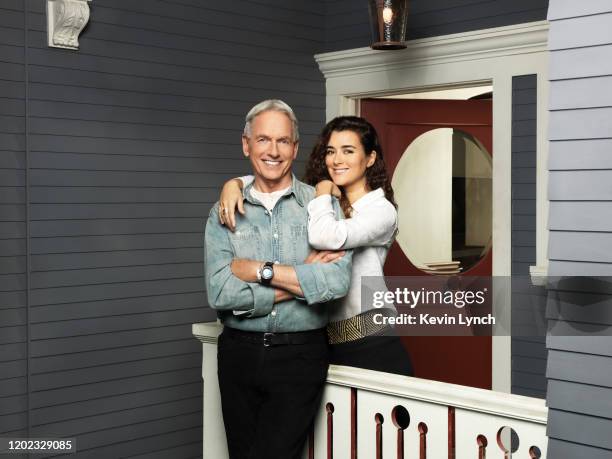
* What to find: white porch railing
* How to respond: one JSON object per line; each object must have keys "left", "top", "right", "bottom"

{"left": 193, "top": 322, "right": 548, "bottom": 458}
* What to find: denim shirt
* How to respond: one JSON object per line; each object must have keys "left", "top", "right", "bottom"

{"left": 204, "top": 175, "right": 353, "bottom": 332}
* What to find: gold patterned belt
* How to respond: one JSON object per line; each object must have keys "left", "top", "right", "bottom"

{"left": 327, "top": 309, "right": 395, "bottom": 345}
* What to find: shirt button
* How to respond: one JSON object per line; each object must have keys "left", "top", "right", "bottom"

{"left": 273, "top": 233, "right": 278, "bottom": 239}
{"left": 265, "top": 210, "right": 269, "bottom": 215}
{"left": 274, "top": 260, "right": 279, "bottom": 264}
{"left": 271, "top": 310, "right": 277, "bottom": 316}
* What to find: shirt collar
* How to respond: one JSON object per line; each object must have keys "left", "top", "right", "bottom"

{"left": 243, "top": 174, "right": 305, "bottom": 207}
{"left": 351, "top": 187, "right": 385, "bottom": 211}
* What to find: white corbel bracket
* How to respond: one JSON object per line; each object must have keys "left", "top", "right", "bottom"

{"left": 47, "top": 0, "right": 92, "bottom": 50}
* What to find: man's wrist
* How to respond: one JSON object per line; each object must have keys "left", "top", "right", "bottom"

{"left": 259, "top": 261, "right": 274, "bottom": 286}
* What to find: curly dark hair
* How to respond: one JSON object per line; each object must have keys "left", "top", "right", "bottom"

{"left": 303, "top": 116, "right": 396, "bottom": 216}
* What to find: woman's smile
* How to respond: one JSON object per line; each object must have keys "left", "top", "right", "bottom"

{"left": 325, "top": 130, "right": 375, "bottom": 194}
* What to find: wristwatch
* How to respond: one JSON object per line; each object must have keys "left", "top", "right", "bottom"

{"left": 258, "top": 261, "right": 275, "bottom": 286}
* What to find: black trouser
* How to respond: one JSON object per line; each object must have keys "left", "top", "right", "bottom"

{"left": 329, "top": 334, "right": 414, "bottom": 376}
{"left": 217, "top": 328, "right": 328, "bottom": 459}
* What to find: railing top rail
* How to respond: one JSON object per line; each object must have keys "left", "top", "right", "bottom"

{"left": 327, "top": 365, "right": 547, "bottom": 424}
{"left": 193, "top": 322, "right": 548, "bottom": 424}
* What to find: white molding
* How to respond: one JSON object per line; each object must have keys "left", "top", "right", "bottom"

{"left": 315, "top": 21, "right": 549, "bottom": 80}
{"left": 47, "top": 0, "right": 91, "bottom": 50}
{"left": 315, "top": 21, "right": 551, "bottom": 393}
{"left": 192, "top": 321, "right": 223, "bottom": 345}
{"left": 530, "top": 264, "right": 549, "bottom": 286}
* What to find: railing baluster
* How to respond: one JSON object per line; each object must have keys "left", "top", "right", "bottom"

{"left": 391, "top": 405, "right": 410, "bottom": 459}
{"left": 477, "top": 434, "right": 488, "bottom": 459}
{"left": 351, "top": 387, "right": 357, "bottom": 459}
{"left": 326, "top": 402, "right": 334, "bottom": 459}
{"left": 529, "top": 445, "right": 542, "bottom": 458}
{"left": 448, "top": 407, "right": 455, "bottom": 459}
{"left": 375, "top": 413, "right": 384, "bottom": 459}
{"left": 419, "top": 422, "right": 428, "bottom": 459}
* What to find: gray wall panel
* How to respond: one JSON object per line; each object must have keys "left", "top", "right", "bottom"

{"left": 29, "top": 324, "right": 215, "bottom": 357}
{"left": 550, "top": 44, "right": 612, "bottom": 80}
{"left": 550, "top": 202, "right": 612, "bottom": 231}
{"left": 61, "top": 426, "right": 202, "bottom": 459}
{"left": 549, "top": 171, "right": 612, "bottom": 200}
{"left": 549, "top": 232, "right": 612, "bottom": 263}
{"left": 548, "top": 0, "right": 612, "bottom": 19}
{"left": 550, "top": 76, "right": 612, "bottom": 110}
{"left": 549, "top": 261, "right": 612, "bottom": 277}
{"left": 30, "top": 248, "right": 202, "bottom": 271}
{"left": 547, "top": 410, "right": 612, "bottom": 450}
{"left": 31, "top": 292, "right": 204, "bottom": 322}
{"left": 546, "top": 440, "right": 611, "bottom": 459}
{"left": 547, "top": 380, "right": 612, "bottom": 419}
{"left": 0, "top": 0, "right": 27, "bottom": 440}
{"left": 549, "top": 107, "right": 612, "bottom": 140}
{"left": 549, "top": 139, "right": 612, "bottom": 169}
{"left": 547, "top": 336, "right": 612, "bottom": 357}
{"left": 1, "top": 0, "right": 326, "bottom": 453}
{"left": 549, "top": 12, "right": 612, "bottom": 49}
{"left": 511, "top": 75, "right": 546, "bottom": 399}
{"left": 32, "top": 383, "right": 202, "bottom": 427}
{"left": 547, "top": 350, "right": 612, "bottom": 388}
{"left": 29, "top": 368, "right": 201, "bottom": 408}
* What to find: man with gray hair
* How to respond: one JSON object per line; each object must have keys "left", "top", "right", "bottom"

{"left": 205, "top": 100, "right": 352, "bottom": 458}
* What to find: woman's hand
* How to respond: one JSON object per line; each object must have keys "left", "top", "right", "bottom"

{"left": 219, "top": 178, "right": 245, "bottom": 231}
{"left": 305, "top": 250, "right": 346, "bottom": 264}
{"left": 315, "top": 180, "right": 341, "bottom": 198}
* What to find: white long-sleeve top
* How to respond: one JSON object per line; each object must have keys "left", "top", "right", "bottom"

{"left": 307, "top": 188, "right": 397, "bottom": 322}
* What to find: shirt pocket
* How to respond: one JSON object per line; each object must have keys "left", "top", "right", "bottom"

{"left": 287, "top": 223, "right": 310, "bottom": 264}
{"left": 228, "top": 225, "right": 263, "bottom": 259}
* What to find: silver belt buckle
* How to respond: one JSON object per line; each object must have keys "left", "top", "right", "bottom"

{"left": 263, "top": 332, "right": 274, "bottom": 347}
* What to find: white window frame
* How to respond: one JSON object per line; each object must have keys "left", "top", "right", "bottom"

{"left": 315, "top": 21, "right": 550, "bottom": 393}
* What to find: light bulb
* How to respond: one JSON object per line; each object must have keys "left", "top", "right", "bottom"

{"left": 382, "top": 7, "right": 393, "bottom": 24}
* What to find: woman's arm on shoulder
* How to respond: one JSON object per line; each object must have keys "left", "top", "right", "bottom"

{"left": 308, "top": 194, "right": 397, "bottom": 250}
{"left": 218, "top": 175, "right": 254, "bottom": 231}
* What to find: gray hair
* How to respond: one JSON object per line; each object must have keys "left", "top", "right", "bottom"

{"left": 243, "top": 99, "right": 299, "bottom": 143}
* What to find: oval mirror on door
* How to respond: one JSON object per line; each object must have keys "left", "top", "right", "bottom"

{"left": 392, "top": 128, "right": 492, "bottom": 274}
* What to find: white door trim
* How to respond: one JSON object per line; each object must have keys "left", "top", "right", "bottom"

{"left": 315, "top": 21, "right": 550, "bottom": 393}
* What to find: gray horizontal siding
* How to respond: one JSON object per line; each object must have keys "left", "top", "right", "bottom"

{"left": 0, "top": 1, "right": 27, "bottom": 444}
{"left": 324, "top": 0, "right": 549, "bottom": 52}
{"left": 546, "top": 1, "right": 612, "bottom": 456}
{"left": 511, "top": 75, "right": 546, "bottom": 399}
{"left": 0, "top": 0, "right": 327, "bottom": 456}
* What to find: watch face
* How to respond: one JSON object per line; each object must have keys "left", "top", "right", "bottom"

{"left": 261, "top": 266, "right": 274, "bottom": 280}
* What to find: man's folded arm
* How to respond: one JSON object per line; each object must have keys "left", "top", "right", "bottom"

{"left": 294, "top": 249, "right": 352, "bottom": 305}
{"left": 204, "top": 206, "right": 275, "bottom": 318}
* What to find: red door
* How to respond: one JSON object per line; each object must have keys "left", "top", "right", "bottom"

{"left": 362, "top": 98, "right": 492, "bottom": 389}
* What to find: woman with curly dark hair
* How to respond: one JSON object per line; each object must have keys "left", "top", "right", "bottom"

{"left": 219, "top": 116, "right": 412, "bottom": 376}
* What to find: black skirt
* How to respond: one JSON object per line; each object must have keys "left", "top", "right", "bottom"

{"left": 328, "top": 333, "right": 413, "bottom": 377}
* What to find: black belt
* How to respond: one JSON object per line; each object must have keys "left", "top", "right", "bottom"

{"left": 223, "top": 327, "right": 326, "bottom": 347}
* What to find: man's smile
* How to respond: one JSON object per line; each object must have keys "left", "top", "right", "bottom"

{"left": 262, "top": 159, "right": 282, "bottom": 167}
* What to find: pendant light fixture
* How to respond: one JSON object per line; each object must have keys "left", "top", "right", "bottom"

{"left": 368, "top": 0, "right": 409, "bottom": 50}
